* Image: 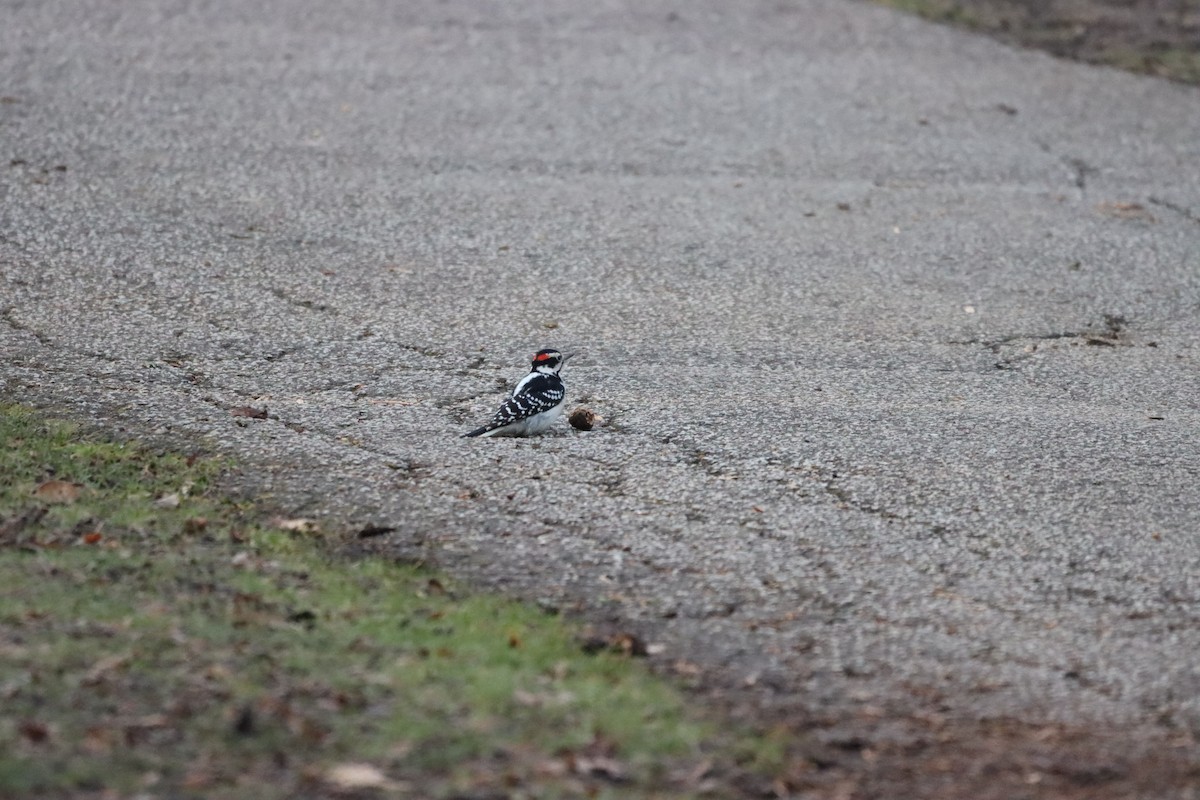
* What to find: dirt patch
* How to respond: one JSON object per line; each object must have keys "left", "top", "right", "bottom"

{"left": 695, "top": 678, "right": 1199, "bottom": 799}
{"left": 875, "top": 0, "right": 1200, "bottom": 84}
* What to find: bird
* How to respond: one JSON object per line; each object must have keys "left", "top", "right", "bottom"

{"left": 462, "top": 348, "right": 575, "bottom": 438}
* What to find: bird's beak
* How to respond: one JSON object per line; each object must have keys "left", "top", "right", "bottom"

{"left": 563, "top": 352, "right": 576, "bottom": 362}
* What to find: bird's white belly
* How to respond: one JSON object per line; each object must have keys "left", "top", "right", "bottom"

{"left": 523, "top": 401, "right": 565, "bottom": 433}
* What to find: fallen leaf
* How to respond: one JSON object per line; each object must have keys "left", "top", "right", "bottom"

{"left": 562, "top": 733, "right": 628, "bottom": 783}
{"left": 571, "top": 755, "right": 628, "bottom": 782}
{"left": 82, "top": 532, "right": 103, "bottom": 544}
{"left": 182, "top": 769, "right": 216, "bottom": 790}
{"left": 33, "top": 480, "right": 82, "bottom": 504}
{"left": 230, "top": 405, "right": 268, "bottom": 419}
{"left": 271, "top": 517, "right": 317, "bottom": 533}
{"left": 183, "top": 517, "right": 208, "bottom": 534}
{"left": 154, "top": 493, "right": 181, "bottom": 508}
{"left": 326, "top": 763, "right": 391, "bottom": 790}
{"left": 292, "top": 715, "right": 329, "bottom": 745}
{"left": 130, "top": 714, "right": 169, "bottom": 731}
{"left": 1097, "top": 201, "right": 1155, "bottom": 222}
{"left": 581, "top": 631, "right": 649, "bottom": 657}
{"left": 19, "top": 720, "right": 49, "bottom": 743}
{"left": 82, "top": 725, "right": 115, "bottom": 754}
{"left": 612, "top": 632, "right": 649, "bottom": 657}
{"left": 82, "top": 654, "right": 129, "bottom": 685}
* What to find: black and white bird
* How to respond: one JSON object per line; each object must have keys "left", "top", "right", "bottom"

{"left": 462, "top": 348, "right": 574, "bottom": 438}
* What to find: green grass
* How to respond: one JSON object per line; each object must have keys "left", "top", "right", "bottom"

{"left": 0, "top": 404, "right": 734, "bottom": 798}
{"left": 872, "top": 0, "right": 986, "bottom": 27}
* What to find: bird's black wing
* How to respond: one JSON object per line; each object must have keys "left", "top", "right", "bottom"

{"left": 462, "top": 374, "right": 564, "bottom": 437}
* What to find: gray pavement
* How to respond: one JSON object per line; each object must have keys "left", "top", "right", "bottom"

{"left": 3, "top": 0, "right": 1199, "bottom": 779}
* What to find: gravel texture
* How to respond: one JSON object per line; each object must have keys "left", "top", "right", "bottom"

{"left": 3, "top": 0, "right": 1199, "bottom": 794}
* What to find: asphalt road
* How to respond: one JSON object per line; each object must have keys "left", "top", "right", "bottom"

{"left": 3, "top": 0, "right": 1199, "bottom": 792}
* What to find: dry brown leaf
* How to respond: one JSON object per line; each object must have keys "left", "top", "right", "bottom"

{"left": 83, "top": 653, "right": 130, "bottom": 685}
{"left": 230, "top": 405, "right": 268, "bottom": 419}
{"left": 82, "top": 725, "right": 115, "bottom": 754}
{"left": 33, "top": 480, "right": 82, "bottom": 504}
{"left": 182, "top": 768, "right": 216, "bottom": 790}
{"left": 1097, "top": 201, "right": 1155, "bottom": 221}
{"left": 564, "top": 738, "right": 628, "bottom": 783}
{"left": 183, "top": 517, "right": 208, "bottom": 534}
{"left": 612, "top": 632, "right": 648, "bottom": 657}
{"left": 19, "top": 719, "right": 49, "bottom": 743}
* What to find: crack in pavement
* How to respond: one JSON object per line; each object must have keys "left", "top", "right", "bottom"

{"left": 946, "top": 315, "right": 1134, "bottom": 368}
{"left": 1063, "top": 155, "right": 1096, "bottom": 193}
{"left": 1149, "top": 195, "right": 1200, "bottom": 225}
{"left": 1, "top": 305, "right": 52, "bottom": 346}
{"left": 267, "top": 285, "right": 339, "bottom": 314}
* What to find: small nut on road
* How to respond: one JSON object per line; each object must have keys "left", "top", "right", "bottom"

{"left": 569, "top": 407, "right": 597, "bottom": 431}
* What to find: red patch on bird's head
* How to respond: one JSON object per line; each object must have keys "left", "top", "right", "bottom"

{"left": 533, "top": 352, "right": 554, "bottom": 362}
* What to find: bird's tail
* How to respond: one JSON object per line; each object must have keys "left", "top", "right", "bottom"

{"left": 462, "top": 425, "right": 495, "bottom": 438}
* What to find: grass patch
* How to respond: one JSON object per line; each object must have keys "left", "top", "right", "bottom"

{"left": 0, "top": 404, "right": 740, "bottom": 798}
{"left": 871, "top": 0, "right": 1200, "bottom": 86}
{"left": 1105, "top": 45, "right": 1200, "bottom": 85}
{"left": 872, "top": 0, "right": 987, "bottom": 28}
